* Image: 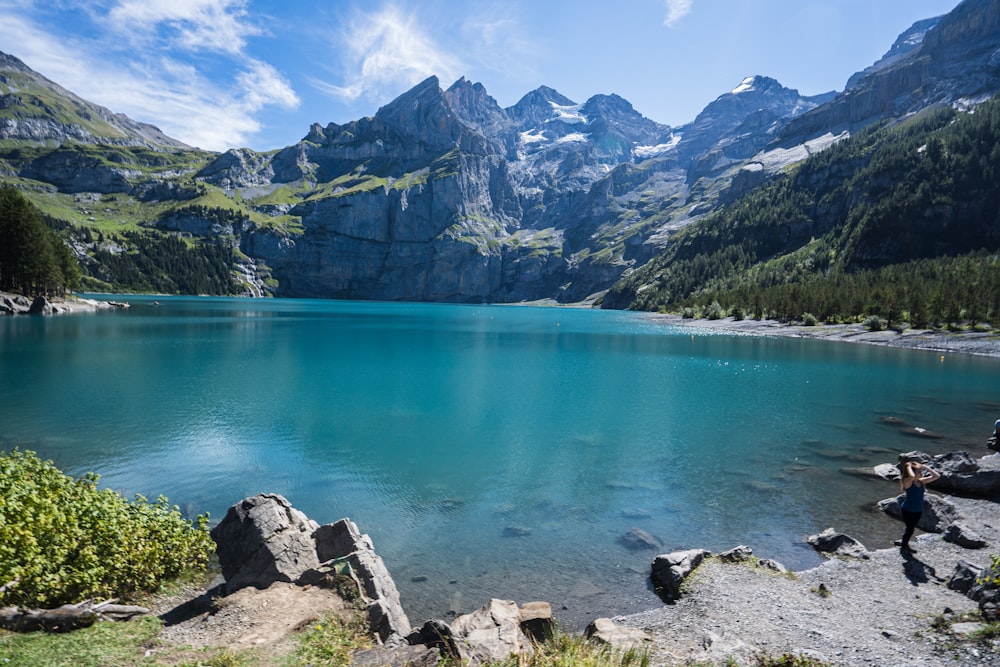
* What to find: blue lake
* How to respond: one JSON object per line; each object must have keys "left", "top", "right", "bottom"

{"left": 1, "top": 296, "right": 998, "bottom": 628}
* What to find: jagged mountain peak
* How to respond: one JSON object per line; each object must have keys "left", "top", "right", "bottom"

{"left": 507, "top": 86, "right": 580, "bottom": 128}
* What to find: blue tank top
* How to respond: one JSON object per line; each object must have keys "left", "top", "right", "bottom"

{"left": 900, "top": 482, "right": 925, "bottom": 512}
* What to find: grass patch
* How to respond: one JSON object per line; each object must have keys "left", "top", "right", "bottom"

{"left": 0, "top": 615, "right": 162, "bottom": 667}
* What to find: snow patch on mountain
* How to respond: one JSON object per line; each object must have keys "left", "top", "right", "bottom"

{"left": 549, "top": 102, "right": 587, "bottom": 125}
{"left": 634, "top": 135, "right": 681, "bottom": 158}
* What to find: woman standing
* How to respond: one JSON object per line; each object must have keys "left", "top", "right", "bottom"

{"left": 895, "top": 461, "right": 940, "bottom": 553}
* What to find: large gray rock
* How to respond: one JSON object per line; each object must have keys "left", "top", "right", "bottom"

{"left": 311, "top": 518, "right": 411, "bottom": 641}
{"left": 877, "top": 492, "right": 959, "bottom": 533}
{"left": 28, "top": 296, "right": 53, "bottom": 315}
{"left": 806, "top": 528, "right": 869, "bottom": 560}
{"left": 650, "top": 548, "right": 711, "bottom": 602}
{"left": 948, "top": 560, "right": 986, "bottom": 595}
{"left": 446, "top": 599, "right": 534, "bottom": 666}
{"left": 942, "top": 522, "right": 988, "bottom": 549}
{"left": 211, "top": 493, "right": 321, "bottom": 591}
{"left": 584, "top": 617, "right": 652, "bottom": 650}
{"left": 968, "top": 558, "right": 1000, "bottom": 621}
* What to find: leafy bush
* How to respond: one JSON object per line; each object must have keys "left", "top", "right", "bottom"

{"left": 801, "top": 313, "right": 818, "bottom": 326}
{"left": 705, "top": 300, "right": 725, "bottom": 320}
{"left": 0, "top": 449, "right": 213, "bottom": 607}
{"left": 864, "top": 315, "right": 886, "bottom": 332}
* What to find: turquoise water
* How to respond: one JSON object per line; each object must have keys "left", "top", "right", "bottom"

{"left": 1, "top": 296, "right": 998, "bottom": 627}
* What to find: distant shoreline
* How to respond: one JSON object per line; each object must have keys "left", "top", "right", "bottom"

{"left": 8, "top": 291, "right": 1000, "bottom": 360}
{"left": 643, "top": 313, "right": 1000, "bottom": 360}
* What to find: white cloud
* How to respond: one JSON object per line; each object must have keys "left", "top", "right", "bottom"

{"left": 0, "top": 1, "right": 298, "bottom": 151}
{"left": 662, "top": 0, "right": 693, "bottom": 28}
{"left": 317, "top": 5, "right": 461, "bottom": 104}
{"left": 107, "top": 0, "right": 260, "bottom": 55}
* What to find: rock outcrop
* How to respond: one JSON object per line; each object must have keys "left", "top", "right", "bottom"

{"left": 650, "top": 548, "right": 711, "bottom": 602}
{"left": 211, "top": 494, "right": 411, "bottom": 642}
{"left": 806, "top": 528, "right": 869, "bottom": 560}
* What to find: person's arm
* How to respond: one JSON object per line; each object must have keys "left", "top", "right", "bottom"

{"left": 919, "top": 464, "right": 941, "bottom": 483}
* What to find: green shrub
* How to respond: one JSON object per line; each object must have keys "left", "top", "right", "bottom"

{"left": 863, "top": 315, "right": 886, "bottom": 332}
{"left": 801, "top": 313, "right": 818, "bottom": 326}
{"left": 705, "top": 301, "right": 725, "bottom": 320}
{"left": 681, "top": 307, "right": 696, "bottom": 319}
{"left": 0, "top": 448, "right": 213, "bottom": 607}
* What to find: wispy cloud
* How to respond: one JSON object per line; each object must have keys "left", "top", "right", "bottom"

{"left": 107, "top": 0, "right": 260, "bottom": 55}
{"left": 315, "top": 5, "right": 461, "bottom": 104}
{"left": 0, "top": 0, "right": 298, "bottom": 150}
{"left": 663, "top": 0, "right": 693, "bottom": 28}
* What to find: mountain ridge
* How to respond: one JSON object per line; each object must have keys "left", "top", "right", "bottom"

{"left": 2, "top": 0, "right": 998, "bottom": 303}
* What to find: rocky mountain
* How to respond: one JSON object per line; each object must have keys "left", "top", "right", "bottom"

{"left": 777, "top": 0, "right": 1000, "bottom": 146}
{"left": 2, "top": 0, "right": 999, "bottom": 303}
{"left": 0, "top": 52, "right": 189, "bottom": 149}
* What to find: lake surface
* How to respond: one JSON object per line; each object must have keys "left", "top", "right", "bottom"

{"left": 2, "top": 296, "right": 998, "bottom": 628}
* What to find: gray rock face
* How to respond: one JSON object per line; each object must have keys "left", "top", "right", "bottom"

{"left": 806, "top": 528, "right": 869, "bottom": 560}
{"left": 211, "top": 493, "right": 321, "bottom": 591}
{"left": 211, "top": 495, "right": 411, "bottom": 642}
{"left": 312, "top": 519, "right": 411, "bottom": 641}
{"left": 584, "top": 617, "right": 652, "bottom": 650}
{"left": 446, "top": 599, "right": 534, "bottom": 666}
{"left": 651, "top": 548, "right": 711, "bottom": 602}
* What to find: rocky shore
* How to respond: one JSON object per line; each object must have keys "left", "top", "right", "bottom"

{"left": 652, "top": 313, "right": 1000, "bottom": 359}
{"left": 0, "top": 291, "right": 125, "bottom": 315}
{"left": 152, "top": 448, "right": 1000, "bottom": 667}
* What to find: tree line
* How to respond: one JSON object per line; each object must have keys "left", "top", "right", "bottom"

{"left": 0, "top": 185, "right": 81, "bottom": 297}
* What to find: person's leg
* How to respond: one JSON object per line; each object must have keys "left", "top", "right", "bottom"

{"left": 900, "top": 510, "right": 921, "bottom": 549}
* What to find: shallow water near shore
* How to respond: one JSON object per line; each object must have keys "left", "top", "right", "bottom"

{"left": 2, "top": 296, "right": 998, "bottom": 628}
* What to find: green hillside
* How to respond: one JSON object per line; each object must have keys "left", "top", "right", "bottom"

{"left": 604, "top": 97, "right": 1000, "bottom": 329}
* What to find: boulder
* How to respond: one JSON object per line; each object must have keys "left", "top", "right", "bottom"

{"left": 407, "top": 619, "right": 457, "bottom": 657}
{"left": 718, "top": 545, "right": 753, "bottom": 563}
{"left": 312, "top": 518, "right": 411, "bottom": 641}
{"left": 28, "top": 296, "right": 52, "bottom": 315}
{"left": 350, "top": 644, "right": 440, "bottom": 667}
{"left": 948, "top": 560, "right": 986, "bottom": 595}
{"left": 447, "top": 599, "right": 534, "bottom": 665}
{"left": 212, "top": 495, "right": 411, "bottom": 643}
{"left": 211, "top": 493, "right": 321, "bottom": 591}
{"left": 584, "top": 617, "right": 651, "bottom": 650}
{"left": 942, "top": 522, "right": 988, "bottom": 549}
{"left": 877, "top": 493, "right": 959, "bottom": 532}
{"left": 806, "top": 528, "right": 869, "bottom": 560}
{"left": 620, "top": 527, "right": 663, "bottom": 550}
{"left": 518, "top": 601, "right": 555, "bottom": 643}
{"left": 757, "top": 558, "right": 788, "bottom": 574}
{"left": 873, "top": 463, "right": 901, "bottom": 481}
{"left": 651, "top": 548, "right": 711, "bottom": 602}
{"left": 968, "top": 559, "right": 1000, "bottom": 622}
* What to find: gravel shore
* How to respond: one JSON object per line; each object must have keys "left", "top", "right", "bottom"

{"left": 649, "top": 314, "right": 1000, "bottom": 359}
{"left": 615, "top": 494, "right": 1000, "bottom": 666}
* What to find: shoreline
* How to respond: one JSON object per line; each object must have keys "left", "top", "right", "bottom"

{"left": 644, "top": 313, "right": 1000, "bottom": 359}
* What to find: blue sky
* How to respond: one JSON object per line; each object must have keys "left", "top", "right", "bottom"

{"left": 0, "top": 0, "right": 962, "bottom": 152}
